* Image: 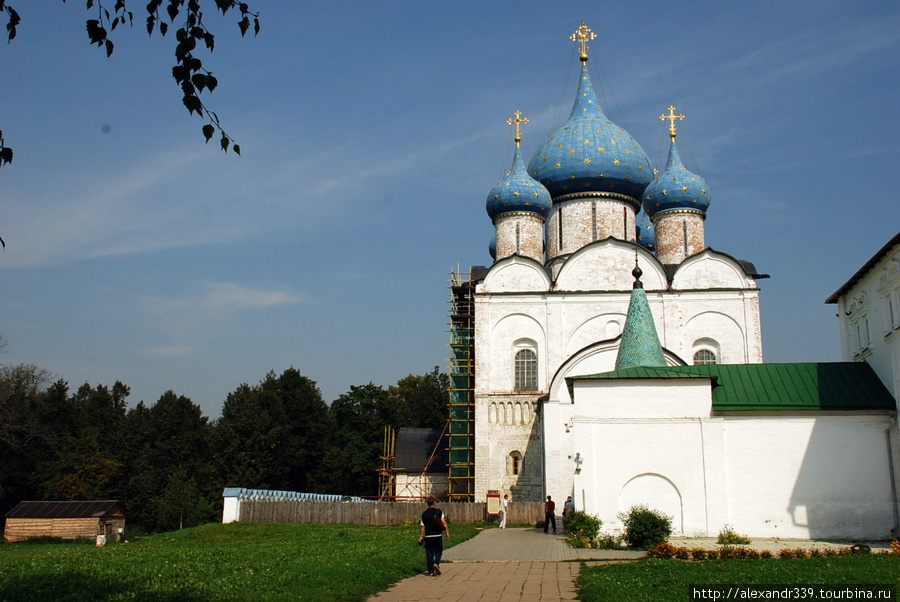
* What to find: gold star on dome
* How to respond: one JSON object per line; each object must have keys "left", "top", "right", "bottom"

{"left": 598, "top": 147, "right": 605, "bottom": 152}
{"left": 570, "top": 175, "right": 576, "bottom": 180}
{"left": 513, "top": 191, "right": 520, "bottom": 197}
{"left": 626, "top": 150, "right": 632, "bottom": 155}
{"left": 701, "top": 189, "right": 707, "bottom": 194}
{"left": 558, "top": 144, "right": 564, "bottom": 148}
{"left": 638, "top": 166, "right": 643, "bottom": 171}
{"left": 555, "top": 162, "right": 561, "bottom": 168}
{"left": 611, "top": 139, "right": 617, "bottom": 145}
{"left": 682, "top": 186, "right": 688, "bottom": 192}
{"left": 662, "top": 189, "right": 667, "bottom": 195}
{"left": 614, "top": 159, "right": 620, "bottom": 165}
{"left": 533, "top": 192, "right": 540, "bottom": 198}
{"left": 584, "top": 158, "right": 591, "bottom": 164}
{"left": 569, "top": 149, "right": 576, "bottom": 155}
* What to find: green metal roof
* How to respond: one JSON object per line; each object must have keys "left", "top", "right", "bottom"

{"left": 569, "top": 362, "right": 896, "bottom": 412}
{"left": 615, "top": 283, "right": 666, "bottom": 370}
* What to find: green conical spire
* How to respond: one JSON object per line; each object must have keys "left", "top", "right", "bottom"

{"left": 615, "top": 262, "right": 666, "bottom": 370}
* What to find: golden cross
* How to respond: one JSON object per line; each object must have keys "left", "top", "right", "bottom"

{"left": 660, "top": 105, "right": 685, "bottom": 139}
{"left": 570, "top": 22, "right": 596, "bottom": 62}
{"left": 507, "top": 110, "right": 529, "bottom": 147}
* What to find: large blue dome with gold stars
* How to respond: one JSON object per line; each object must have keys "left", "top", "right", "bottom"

{"left": 643, "top": 138, "right": 711, "bottom": 218}
{"left": 486, "top": 148, "right": 552, "bottom": 220}
{"left": 527, "top": 64, "right": 652, "bottom": 207}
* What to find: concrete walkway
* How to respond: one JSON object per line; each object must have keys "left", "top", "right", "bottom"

{"left": 368, "top": 528, "right": 643, "bottom": 601}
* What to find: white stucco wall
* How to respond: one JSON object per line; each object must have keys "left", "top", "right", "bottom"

{"left": 559, "top": 378, "right": 897, "bottom": 540}
{"left": 473, "top": 242, "right": 764, "bottom": 502}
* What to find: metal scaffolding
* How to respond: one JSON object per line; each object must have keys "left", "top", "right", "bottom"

{"left": 448, "top": 267, "right": 475, "bottom": 501}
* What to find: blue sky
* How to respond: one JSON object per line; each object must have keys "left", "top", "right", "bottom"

{"left": 1, "top": 0, "right": 898, "bottom": 417}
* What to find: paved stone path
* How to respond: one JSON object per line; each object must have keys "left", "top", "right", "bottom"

{"left": 368, "top": 528, "right": 643, "bottom": 601}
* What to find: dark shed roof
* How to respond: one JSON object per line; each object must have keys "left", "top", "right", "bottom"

{"left": 394, "top": 428, "right": 448, "bottom": 473}
{"left": 5, "top": 500, "right": 124, "bottom": 520}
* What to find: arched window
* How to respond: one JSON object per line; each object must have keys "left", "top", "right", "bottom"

{"left": 514, "top": 349, "right": 537, "bottom": 391}
{"left": 508, "top": 451, "right": 523, "bottom": 476}
{"left": 693, "top": 349, "right": 717, "bottom": 365}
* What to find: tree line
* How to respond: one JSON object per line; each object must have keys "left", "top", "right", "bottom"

{"left": 0, "top": 363, "right": 448, "bottom": 533}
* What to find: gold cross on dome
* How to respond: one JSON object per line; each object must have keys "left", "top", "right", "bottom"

{"left": 507, "top": 110, "right": 529, "bottom": 147}
{"left": 570, "top": 22, "right": 596, "bottom": 62}
{"left": 660, "top": 105, "right": 685, "bottom": 139}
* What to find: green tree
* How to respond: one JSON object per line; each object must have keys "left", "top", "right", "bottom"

{"left": 0, "top": 363, "right": 56, "bottom": 515}
{"left": 214, "top": 368, "right": 333, "bottom": 494}
{"left": 122, "top": 390, "right": 217, "bottom": 531}
{"left": 0, "top": 0, "right": 261, "bottom": 167}
{"left": 389, "top": 366, "right": 449, "bottom": 429}
{"left": 328, "top": 383, "right": 403, "bottom": 497}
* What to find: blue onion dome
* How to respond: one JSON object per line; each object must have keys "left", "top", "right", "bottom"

{"left": 486, "top": 132, "right": 552, "bottom": 221}
{"left": 527, "top": 62, "right": 653, "bottom": 207}
{"left": 643, "top": 108, "right": 711, "bottom": 218}
{"left": 489, "top": 232, "right": 497, "bottom": 260}
{"left": 636, "top": 214, "right": 656, "bottom": 253}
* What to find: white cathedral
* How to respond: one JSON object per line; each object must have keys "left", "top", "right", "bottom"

{"left": 459, "top": 23, "right": 899, "bottom": 541}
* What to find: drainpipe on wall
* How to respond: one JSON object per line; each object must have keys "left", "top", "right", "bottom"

{"left": 887, "top": 413, "right": 899, "bottom": 536}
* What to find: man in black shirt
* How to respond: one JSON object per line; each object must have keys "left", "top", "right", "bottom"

{"left": 418, "top": 498, "right": 450, "bottom": 576}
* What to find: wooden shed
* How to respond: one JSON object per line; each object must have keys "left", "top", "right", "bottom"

{"left": 3, "top": 500, "right": 126, "bottom": 543}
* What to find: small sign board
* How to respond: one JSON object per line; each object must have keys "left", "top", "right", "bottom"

{"left": 486, "top": 490, "right": 501, "bottom": 515}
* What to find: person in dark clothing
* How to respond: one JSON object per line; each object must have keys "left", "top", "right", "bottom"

{"left": 418, "top": 498, "right": 449, "bottom": 576}
{"left": 543, "top": 495, "right": 556, "bottom": 533}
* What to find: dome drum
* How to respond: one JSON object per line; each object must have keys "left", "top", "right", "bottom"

{"left": 653, "top": 212, "right": 706, "bottom": 265}
{"left": 494, "top": 212, "right": 545, "bottom": 263}
{"left": 546, "top": 197, "right": 638, "bottom": 260}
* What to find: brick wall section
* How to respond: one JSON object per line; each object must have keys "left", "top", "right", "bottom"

{"left": 653, "top": 211, "right": 705, "bottom": 265}
{"left": 546, "top": 197, "right": 637, "bottom": 261}
{"left": 494, "top": 213, "right": 545, "bottom": 262}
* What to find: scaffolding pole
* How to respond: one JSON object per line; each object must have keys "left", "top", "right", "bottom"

{"left": 377, "top": 426, "right": 395, "bottom": 501}
{"left": 448, "top": 266, "right": 475, "bottom": 502}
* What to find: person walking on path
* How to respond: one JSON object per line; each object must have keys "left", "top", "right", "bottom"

{"left": 543, "top": 495, "right": 556, "bottom": 533}
{"left": 563, "top": 496, "right": 575, "bottom": 518}
{"left": 499, "top": 494, "right": 510, "bottom": 529}
{"left": 418, "top": 498, "right": 449, "bottom": 576}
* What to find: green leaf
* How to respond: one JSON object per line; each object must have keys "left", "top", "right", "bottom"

{"left": 182, "top": 94, "right": 202, "bottom": 116}
{"left": 202, "top": 124, "right": 215, "bottom": 143}
{"left": 220, "top": 133, "right": 230, "bottom": 152}
{"left": 238, "top": 16, "right": 249, "bottom": 36}
{"left": 233, "top": 144, "right": 241, "bottom": 156}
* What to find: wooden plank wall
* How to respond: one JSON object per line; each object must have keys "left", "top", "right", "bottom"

{"left": 238, "top": 500, "right": 547, "bottom": 526}
{"left": 4, "top": 518, "right": 100, "bottom": 543}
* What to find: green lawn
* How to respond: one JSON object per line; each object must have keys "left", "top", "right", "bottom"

{"left": 578, "top": 555, "right": 900, "bottom": 602}
{"left": 0, "top": 522, "right": 482, "bottom": 601}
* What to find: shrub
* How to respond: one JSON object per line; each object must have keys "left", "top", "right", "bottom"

{"left": 890, "top": 540, "right": 900, "bottom": 555}
{"left": 563, "top": 511, "right": 602, "bottom": 541}
{"left": 595, "top": 533, "right": 626, "bottom": 550}
{"left": 690, "top": 548, "right": 708, "bottom": 560}
{"left": 716, "top": 524, "right": 751, "bottom": 546}
{"left": 645, "top": 542, "right": 676, "bottom": 559}
{"left": 850, "top": 543, "right": 871, "bottom": 555}
{"left": 759, "top": 550, "right": 773, "bottom": 559}
{"left": 618, "top": 504, "right": 673, "bottom": 549}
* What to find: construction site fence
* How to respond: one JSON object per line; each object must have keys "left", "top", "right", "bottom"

{"left": 234, "top": 500, "right": 547, "bottom": 526}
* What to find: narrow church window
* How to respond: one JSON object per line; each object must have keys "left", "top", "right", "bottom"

{"left": 558, "top": 208, "right": 563, "bottom": 250}
{"left": 515, "top": 223, "right": 521, "bottom": 254}
{"left": 508, "top": 451, "right": 523, "bottom": 476}
{"left": 592, "top": 201, "right": 597, "bottom": 241}
{"left": 693, "top": 349, "right": 716, "bottom": 365}
{"left": 683, "top": 220, "right": 689, "bottom": 255}
{"left": 514, "top": 349, "right": 537, "bottom": 391}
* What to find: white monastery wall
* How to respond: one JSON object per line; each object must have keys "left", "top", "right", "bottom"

{"left": 552, "top": 379, "right": 896, "bottom": 540}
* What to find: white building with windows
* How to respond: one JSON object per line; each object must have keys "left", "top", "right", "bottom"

{"left": 826, "top": 232, "right": 900, "bottom": 403}
{"left": 463, "top": 24, "right": 898, "bottom": 540}
{"left": 473, "top": 25, "right": 765, "bottom": 503}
